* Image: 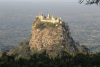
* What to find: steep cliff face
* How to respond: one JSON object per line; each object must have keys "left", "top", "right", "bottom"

{"left": 29, "top": 17, "right": 89, "bottom": 55}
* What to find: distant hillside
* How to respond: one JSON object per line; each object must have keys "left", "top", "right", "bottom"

{"left": 0, "top": 13, "right": 90, "bottom": 58}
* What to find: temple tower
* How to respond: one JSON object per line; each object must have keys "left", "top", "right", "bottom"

{"left": 41, "top": 12, "right": 43, "bottom": 15}
{"left": 47, "top": 13, "right": 50, "bottom": 19}
{"left": 51, "top": 15, "right": 55, "bottom": 20}
{"left": 39, "top": 13, "right": 40, "bottom": 16}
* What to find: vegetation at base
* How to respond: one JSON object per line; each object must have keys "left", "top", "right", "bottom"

{"left": 0, "top": 50, "right": 100, "bottom": 67}
{"left": 8, "top": 40, "right": 30, "bottom": 59}
{"left": 19, "top": 40, "right": 29, "bottom": 46}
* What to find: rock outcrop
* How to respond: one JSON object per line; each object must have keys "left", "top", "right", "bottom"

{"left": 29, "top": 15, "right": 89, "bottom": 56}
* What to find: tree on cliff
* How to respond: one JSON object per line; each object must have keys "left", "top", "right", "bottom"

{"left": 79, "top": 0, "right": 100, "bottom": 5}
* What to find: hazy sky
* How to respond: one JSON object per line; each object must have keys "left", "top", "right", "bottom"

{"left": 0, "top": 0, "right": 77, "bottom": 2}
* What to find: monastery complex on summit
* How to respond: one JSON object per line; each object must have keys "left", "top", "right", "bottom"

{"left": 36, "top": 12, "right": 63, "bottom": 24}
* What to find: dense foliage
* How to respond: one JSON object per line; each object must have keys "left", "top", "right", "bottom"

{"left": 0, "top": 50, "right": 100, "bottom": 67}
{"left": 35, "top": 22, "right": 46, "bottom": 30}
{"left": 35, "top": 22, "right": 61, "bottom": 30}
{"left": 79, "top": 0, "right": 100, "bottom": 5}
{"left": 8, "top": 40, "right": 30, "bottom": 59}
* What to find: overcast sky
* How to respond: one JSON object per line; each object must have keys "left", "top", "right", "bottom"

{"left": 0, "top": 0, "right": 77, "bottom": 2}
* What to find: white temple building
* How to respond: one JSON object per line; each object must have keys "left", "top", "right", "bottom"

{"left": 36, "top": 12, "right": 63, "bottom": 24}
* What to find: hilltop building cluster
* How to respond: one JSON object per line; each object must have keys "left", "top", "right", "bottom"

{"left": 36, "top": 12, "right": 63, "bottom": 24}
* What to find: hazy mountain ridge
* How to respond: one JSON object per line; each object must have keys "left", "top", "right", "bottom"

{"left": 0, "top": 2, "right": 100, "bottom": 53}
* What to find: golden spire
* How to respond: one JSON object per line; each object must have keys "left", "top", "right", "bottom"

{"left": 41, "top": 12, "right": 42, "bottom": 15}
{"left": 48, "top": 13, "right": 50, "bottom": 17}
{"left": 47, "top": 13, "right": 50, "bottom": 18}
{"left": 52, "top": 15, "right": 53, "bottom": 18}
{"left": 39, "top": 13, "right": 40, "bottom": 16}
